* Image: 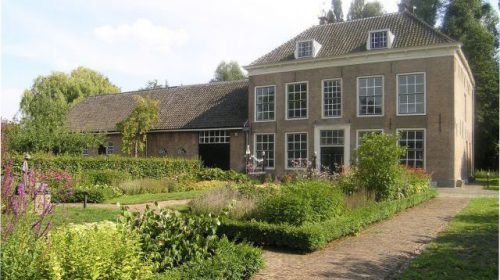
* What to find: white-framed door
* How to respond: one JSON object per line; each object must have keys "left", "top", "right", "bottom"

{"left": 314, "top": 124, "right": 350, "bottom": 171}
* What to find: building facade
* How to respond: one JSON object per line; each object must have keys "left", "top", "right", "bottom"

{"left": 68, "top": 12, "right": 474, "bottom": 187}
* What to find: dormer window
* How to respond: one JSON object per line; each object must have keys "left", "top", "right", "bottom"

{"left": 367, "top": 30, "right": 394, "bottom": 50}
{"left": 295, "top": 40, "right": 321, "bottom": 59}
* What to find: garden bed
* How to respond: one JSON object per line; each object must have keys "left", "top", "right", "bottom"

{"left": 219, "top": 189, "right": 437, "bottom": 252}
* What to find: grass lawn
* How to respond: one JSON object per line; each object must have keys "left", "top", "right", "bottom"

{"left": 50, "top": 206, "right": 122, "bottom": 227}
{"left": 397, "top": 198, "right": 499, "bottom": 280}
{"left": 105, "top": 189, "right": 207, "bottom": 205}
{"left": 475, "top": 177, "right": 499, "bottom": 190}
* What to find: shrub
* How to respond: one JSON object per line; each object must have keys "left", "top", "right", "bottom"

{"left": 257, "top": 181, "right": 345, "bottom": 226}
{"left": 119, "top": 178, "right": 173, "bottom": 195}
{"left": 189, "top": 185, "right": 258, "bottom": 220}
{"left": 41, "top": 222, "right": 152, "bottom": 279}
{"left": 10, "top": 154, "right": 201, "bottom": 179}
{"left": 355, "top": 133, "right": 406, "bottom": 201}
{"left": 120, "top": 205, "right": 220, "bottom": 273}
{"left": 219, "top": 189, "right": 437, "bottom": 252}
{"left": 65, "top": 184, "right": 123, "bottom": 203}
{"left": 38, "top": 169, "right": 75, "bottom": 203}
{"left": 399, "top": 167, "right": 431, "bottom": 197}
{"left": 78, "top": 169, "right": 131, "bottom": 185}
{"left": 197, "top": 168, "right": 248, "bottom": 182}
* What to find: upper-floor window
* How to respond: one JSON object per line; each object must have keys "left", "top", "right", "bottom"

{"left": 367, "top": 30, "right": 394, "bottom": 50}
{"left": 255, "top": 86, "right": 275, "bottom": 121}
{"left": 295, "top": 40, "right": 321, "bottom": 59}
{"left": 358, "top": 76, "right": 383, "bottom": 116}
{"left": 398, "top": 73, "right": 425, "bottom": 115}
{"left": 323, "top": 79, "right": 342, "bottom": 118}
{"left": 286, "top": 82, "right": 308, "bottom": 119}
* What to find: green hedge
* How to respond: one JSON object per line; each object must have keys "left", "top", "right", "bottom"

{"left": 10, "top": 154, "right": 201, "bottom": 179}
{"left": 219, "top": 189, "right": 437, "bottom": 252}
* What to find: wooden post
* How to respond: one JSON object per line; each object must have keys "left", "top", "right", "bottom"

{"left": 84, "top": 194, "right": 87, "bottom": 209}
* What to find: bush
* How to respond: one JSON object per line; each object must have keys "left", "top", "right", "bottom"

{"left": 41, "top": 222, "right": 152, "bottom": 279}
{"left": 197, "top": 168, "right": 248, "bottom": 182}
{"left": 120, "top": 206, "right": 220, "bottom": 273}
{"left": 219, "top": 189, "right": 437, "bottom": 252}
{"left": 78, "top": 169, "right": 131, "bottom": 185}
{"left": 356, "top": 133, "right": 406, "bottom": 201}
{"left": 10, "top": 154, "right": 201, "bottom": 179}
{"left": 38, "top": 169, "right": 75, "bottom": 203}
{"left": 257, "top": 181, "right": 345, "bottom": 226}
{"left": 119, "top": 178, "right": 173, "bottom": 195}
{"left": 189, "top": 185, "right": 258, "bottom": 220}
{"left": 399, "top": 167, "right": 431, "bottom": 198}
{"left": 65, "top": 184, "right": 123, "bottom": 203}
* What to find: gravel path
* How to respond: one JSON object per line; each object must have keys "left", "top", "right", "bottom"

{"left": 253, "top": 197, "right": 470, "bottom": 280}
{"left": 60, "top": 199, "right": 191, "bottom": 211}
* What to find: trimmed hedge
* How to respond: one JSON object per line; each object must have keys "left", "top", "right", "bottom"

{"left": 219, "top": 189, "right": 437, "bottom": 252}
{"left": 10, "top": 154, "right": 201, "bottom": 179}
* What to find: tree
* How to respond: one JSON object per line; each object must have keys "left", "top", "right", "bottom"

{"left": 442, "top": 0, "right": 499, "bottom": 169}
{"left": 323, "top": 0, "right": 344, "bottom": 24}
{"left": 348, "top": 0, "right": 384, "bottom": 20}
{"left": 211, "top": 61, "right": 246, "bottom": 82}
{"left": 10, "top": 67, "right": 118, "bottom": 155}
{"left": 118, "top": 96, "right": 160, "bottom": 157}
{"left": 141, "top": 79, "right": 169, "bottom": 90}
{"left": 398, "top": 0, "right": 443, "bottom": 26}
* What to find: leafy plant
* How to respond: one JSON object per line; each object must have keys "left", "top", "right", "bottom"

{"left": 78, "top": 169, "right": 131, "bottom": 186}
{"left": 197, "top": 168, "right": 248, "bottom": 182}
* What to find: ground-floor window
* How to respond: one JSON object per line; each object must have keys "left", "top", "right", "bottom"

{"left": 106, "top": 142, "right": 114, "bottom": 155}
{"left": 319, "top": 129, "right": 344, "bottom": 172}
{"left": 286, "top": 133, "right": 308, "bottom": 168}
{"left": 356, "top": 129, "right": 383, "bottom": 148}
{"left": 399, "top": 129, "right": 425, "bottom": 168}
{"left": 255, "top": 134, "right": 275, "bottom": 169}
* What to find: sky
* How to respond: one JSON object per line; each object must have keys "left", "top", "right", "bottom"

{"left": 1, "top": 0, "right": 498, "bottom": 120}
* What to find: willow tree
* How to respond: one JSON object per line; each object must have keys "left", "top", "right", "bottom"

{"left": 118, "top": 96, "right": 160, "bottom": 157}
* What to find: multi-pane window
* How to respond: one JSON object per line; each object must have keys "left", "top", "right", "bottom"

{"left": 255, "top": 86, "right": 275, "bottom": 121}
{"left": 286, "top": 133, "right": 308, "bottom": 168}
{"left": 287, "top": 82, "right": 308, "bottom": 119}
{"left": 358, "top": 76, "right": 383, "bottom": 116}
{"left": 370, "top": 31, "right": 388, "bottom": 49}
{"left": 255, "top": 134, "right": 275, "bottom": 168}
{"left": 320, "top": 130, "right": 344, "bottom": 146}
{"left": 82, "top": 146, "right": 89, "bottom": 156}
{"left": 297, "top": 41, "right": 313, "bottom": 58}
{"left": 199, "top": 130, "right": 230, "bottom": 144}
{"left": 357, "top": 129, "right": 383, "bottom": 147}
{"left": 106, "top": 142, "right": 114, "bottom": 155}
{"left": 399, "top": 130, "right": 425, "bottom": 168}
{"left": 323, "top": 79, "right": 342, "bottom": 117}
{"left": 398, "top": 73, "right": 425, "bottom": 115}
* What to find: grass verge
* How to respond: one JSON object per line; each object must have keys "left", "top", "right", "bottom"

{"left": 397, "top": 197, "right": 499, "bottom": 280}
{"left": 105, "top": 190, "right": 208, "bottom": 205}
{"left": 50, "top": 206, "right": 122, "bottom": 227}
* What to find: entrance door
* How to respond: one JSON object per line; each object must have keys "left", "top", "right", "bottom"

{"left": 320, "top": 146, "right": 344, "bottom": 173}
{"left": 198, "top": 130, "right": 230, "bottom": 170}
{"left": 314, "top": 125, "right": 350, "bottom": 172}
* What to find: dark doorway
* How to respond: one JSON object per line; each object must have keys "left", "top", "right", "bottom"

{"left": 98, "top": 145, "right": 106, "bottom": 155}
{"left": 199, "top": 143, "right": 230, "bottom": 170}
{"left": 320, "top": 146, "right": 344, "bottom": 173}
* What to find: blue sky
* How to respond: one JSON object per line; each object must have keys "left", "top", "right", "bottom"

{"left": 1, "top": 0, "right": 498, "bottom": 120}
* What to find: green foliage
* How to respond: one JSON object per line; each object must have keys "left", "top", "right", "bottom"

{"left": 118, "top": 96, "right": 160, "bottom": 157}
{"left": 323, "top": 0, "right": 344, "bottom": 24}
{"left": 219, "top": 190, "right": 437, "bottom": 252}
{"left": 196, "top": 168, "right": 248, "bottom": 182}
{"left": 442, "top": 0, "right": 499, "bottom": 169}
{"left": 399, "top": 167, "right": 431, "bottom": 198}
{"left": 120, "top": 206, "right": 220, "bottom": 273}
{"left": 65, "top": 184, "right": 123, "bottom": 203}
{"left": 347, "top": 0, "right": 384, "bottom": 20}
{"left": 41, "top": 222, "right": 152, "bottom": 279}
{"left": 78, "top": 169, "right": 131, "bottom": 185}
{"left": 398, "top": 0, "right": 443, "bottom": 26}
{"left": 10, "top": 154, "right": 201, "bottom": 179}
{"left": 211, "top": 61, "right": 246, "bottom": 82}
{"left": 356, "top": 133, "right": 406, "bottom": 201}
{"left": 257, "top": 181, "right": 345, "bottom": 226}
{"left": 106, "top": 190, "right": 208, "bottom": 205}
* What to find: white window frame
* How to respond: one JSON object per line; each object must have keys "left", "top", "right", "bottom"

{"left": 295, "top": 40, "right": 322, "bottom": 59}
{"left": 254, "top": 133, "right": 276, "bottom": 170}
{"left": 106, "top": 142, "right": 114, "bottom": 155}
{"left": 254, "top": 85, "right": 276, "bottom": 122}
{"left": 321, "top": 78, "right": 343, "bottom": 119}
{"left": 397, "top": 128, "right": 426, "bottom": 169}
{"left": 285, "top": 81, "right": 309, "bottom": 120}
{"left": 285, "top": 132, "right": 308, "bottom": 170}
{"left": 367, "top": 29, "right": 394, "bottom": 50}
{"left": 356, "top": 129, "right": 384, "bottom": 148}
{"left": 396, "top": 72, "right": 426, "bottom": 116}
{"left": 199, "top": 130, "right": 230, "bottom": 144}
{"left": 313, "top": 124, "right": 351, "bottom": 170}
{"left": 356, "top": 75, "right": 384, "bottom": 117}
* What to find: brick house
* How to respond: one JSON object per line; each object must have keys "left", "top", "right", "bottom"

{"left": 68, "top": 12, "right": 474, "bottom": 187}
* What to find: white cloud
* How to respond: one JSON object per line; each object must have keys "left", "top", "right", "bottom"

{"left": 94, "top": 19, "right": 188, "bottom": 54}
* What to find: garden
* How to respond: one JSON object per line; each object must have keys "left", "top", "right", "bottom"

{"left": 1, "top": 133, "right": 437, "bottom": 279}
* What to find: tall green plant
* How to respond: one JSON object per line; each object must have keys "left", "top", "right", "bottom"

{"left": 117, "top": 96, "right": 159, "bottom": 157}
{"left": 355, "top": 133, "right": 406, "bottom": 201}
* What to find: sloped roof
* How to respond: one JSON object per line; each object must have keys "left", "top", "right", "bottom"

{"left": 67, "top": 80, "right": 249, "bottom": 132}
{"left": 250, "top": 12, "right": 455, "bottom": 67}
